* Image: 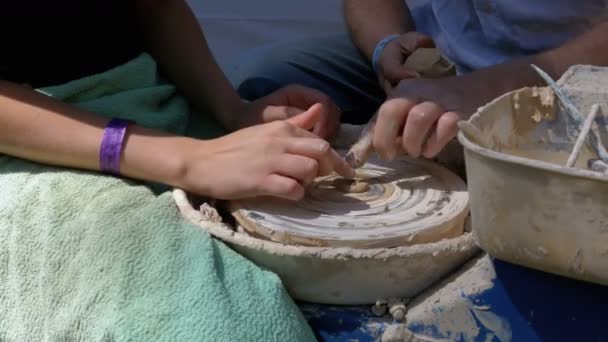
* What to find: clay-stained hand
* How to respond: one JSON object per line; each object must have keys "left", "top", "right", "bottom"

{"left": 373, "top": 76, "right": 475, "bottom": 160}
{"left": 178, "top": 104, "right": 353, "bottom": 201}
{"left": 377, "top": 32, "right": 435, "bottom": 92}
{"left": 230, "top": 85, "right": 341, "bottom": 140}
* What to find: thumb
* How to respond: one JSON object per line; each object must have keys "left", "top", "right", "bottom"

{"left": 384, "top": 61, "right": 419, "bottom": 84}
{"left": 401, "top": 32, "right": 435, "bottom": 53}
{"left": 286, "top": 103, "right": 323, "bottom": 130}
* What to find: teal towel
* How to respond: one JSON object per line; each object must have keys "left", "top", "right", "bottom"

{"left": 0, "top": 53, "right": 316, "bottom": 342}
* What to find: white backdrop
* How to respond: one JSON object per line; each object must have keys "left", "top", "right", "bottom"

{"left": 186, "top": 0, "right": 346, "bottom": 72}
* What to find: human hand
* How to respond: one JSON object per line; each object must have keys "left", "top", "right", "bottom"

{"left": 376, "top": 32, "right": 435, "bottom": 92}
{"left": 230, "top": 85, "right": 341, "bottom": 139}
{"left": 372, "top": 76, "right": 476, "bottom": 160}
{"left": 178, "top": 104, "right": 353, "bottom": 201}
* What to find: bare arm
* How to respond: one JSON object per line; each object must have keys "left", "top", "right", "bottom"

{"left": 0, "top": 0, "right": 236, "bottom": 190}
{"left": 0, "top": 0, "right": 353, "bottom": 201}
{"left": 135, "top": 0, "right": 243, "bottom": 129}
{"left": 343, "top": 0, "right": 413, "bottom": 60}
{"left": 451, "top": 20, "right": 608, "bottom": 111}
{"left": 0, "top": 81, "right": 352, "bottom": 200}
{"left": 374, "top": 21, "right": 608, "bottom": 160}
{"left": 0, "top": 81, "right": 188, "bottom": 185}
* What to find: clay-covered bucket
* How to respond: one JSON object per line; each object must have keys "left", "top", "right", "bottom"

{"left": 458, "top": 82, "right": 608, "bottom": 285}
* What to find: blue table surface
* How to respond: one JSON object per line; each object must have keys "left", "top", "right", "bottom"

{"left": 300, "top": 256, "right": 608, "bottom": 342}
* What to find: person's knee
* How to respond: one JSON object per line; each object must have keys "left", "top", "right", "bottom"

{"left": 229, "top": 34, "right": 350, "bottom": 101}
{"left": 228, "top": 41, "right": 308, "bottom": 100}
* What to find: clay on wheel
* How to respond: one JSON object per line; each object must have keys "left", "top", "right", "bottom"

{"left": 231, "top": 153, "right": 469, "bottom": 249}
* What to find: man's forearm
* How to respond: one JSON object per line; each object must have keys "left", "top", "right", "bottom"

{"left": 135, "top": 0, "right": 242, "bottom": 129}
{"left": 457, "top": 21, "right": 608, "bottom": 112}
{"left": 542, "top": 21, "right": 608, "bottom": 78}
{"left": 343, "top": 0, "right": 413, "bottom": 60}
{"left": 0, "top": 81, "right": 187, "bottom": 186}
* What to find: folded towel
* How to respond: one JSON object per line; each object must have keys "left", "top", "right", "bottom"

{"left": 0, "top": 53, "right": 316, "bottom": 342}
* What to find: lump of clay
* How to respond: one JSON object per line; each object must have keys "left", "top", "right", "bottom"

{"left": 381, "top": 324, "right": 414, "bottom": 342}
{"left": 371, "top": 298, "right": 389, "bottom": 317}
{"left": 388, "top": 297, "right": 408, "bottom": 322}
{"left": 332, "top": 178, "right": 370, "bottom": 193}
{"left": 404, "top": 48, "right": 455, "bottom": 78}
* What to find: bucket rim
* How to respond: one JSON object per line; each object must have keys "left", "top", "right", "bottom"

{"left": 457, "top": 130, "right": 608, "bottom": 183}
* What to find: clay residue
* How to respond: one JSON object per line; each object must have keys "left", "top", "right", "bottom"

{"left": 381, "top": 324, "right": 452, "bottom": 342}
{"left": 199, "top": 203, "right": 222, "bottom": 223}
{"left": 228, "top": 153, "right": 469, "bottom": 249}
{"left": 512, "top": 87, "right": 556, "bottom": 136}
{"left": 501, "top": 148, "right": 595, "bottom": 169}
{"left": 405, "top": 255, "right": 512, "bottom": 341}
{"left": 331, "top": 178, "right": 370, "bottom": 193}
{"left": 377, "top": 255, "right": 510, "bottom": 342}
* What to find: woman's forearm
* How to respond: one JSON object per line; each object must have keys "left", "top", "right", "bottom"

{"left": 0, "top": 81, "right": 188, "bottom": 185}
{"left": 135, "top": 0, "right": 243, "bottom": 130}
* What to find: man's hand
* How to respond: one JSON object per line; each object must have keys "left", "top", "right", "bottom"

{"left": 373, "top": 76, "right": 476, "bottom": 160}
{"left": 230, "top": 85, "right": 341, "bottom": 139}
{"left": 377, "top": 32, "right": 435, "bottom": 92}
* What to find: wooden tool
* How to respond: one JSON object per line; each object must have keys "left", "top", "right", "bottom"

{"left": 531, "top": 64, "right": 608, "bottom": 164}
{"left": 566, "top": 104, "right": 601, "bottom": 167}
{"left": 344, "top": 112, "right": 377, "bottom": 169}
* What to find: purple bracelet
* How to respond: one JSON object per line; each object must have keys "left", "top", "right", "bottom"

{"left": 99, "top": 118, "right": 132, "bottom": 175}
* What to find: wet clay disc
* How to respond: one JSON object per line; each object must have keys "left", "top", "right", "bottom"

{"left": 230, "top": 154, "right": 469, "bottom": 248}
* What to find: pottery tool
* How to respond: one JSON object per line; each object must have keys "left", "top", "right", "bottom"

{"left": 531, "top": 65, "right": 608, "bottom": 164}
{"left": 566, "top": 104, "right": 601, "bottom": 167}
{"left": 230, "top": 152, "right": 469, "bottom": 249}
{"left": 344, "top": 112, "right": 377, "bottom": 169}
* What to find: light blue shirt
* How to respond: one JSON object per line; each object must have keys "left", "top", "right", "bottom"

{"left": 407, "top": 0, "right": 608, "bottom": 73}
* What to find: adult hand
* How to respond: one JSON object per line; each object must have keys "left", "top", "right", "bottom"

{"left": 178, "top": 104, "right": 353, "bottom": 201}
{"left": 376, "top": 32, "right": 435, "bottom": 92}
{"left": 230, "top": 85, "right": 341, "bottom": 139}
{"left": 372, "top": 76, "right": 478, "bottom": 160}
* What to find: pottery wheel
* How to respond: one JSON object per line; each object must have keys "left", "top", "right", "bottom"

{"left": 231, "top": 154, "right": 469, "bottom": 249}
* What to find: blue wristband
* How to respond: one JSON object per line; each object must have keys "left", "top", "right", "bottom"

{"left": 372, "top": 34, "right": 400, "bottom": 74}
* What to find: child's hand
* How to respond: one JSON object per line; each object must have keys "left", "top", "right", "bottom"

{"left": 230, "top": 85, "right": 341, "bottom": 140}
{"left": 177, "top": 104, "right": 353, "bottom": 200}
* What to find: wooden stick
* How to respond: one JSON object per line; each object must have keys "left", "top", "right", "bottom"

{"left": 567, "top": 104, "right": 601, "bottom": 167}
{"left": 531, "top": 65, "right": 608, "bottom": 163}
{"left": 344, "top": 111, "right": 377, "bottom": 169}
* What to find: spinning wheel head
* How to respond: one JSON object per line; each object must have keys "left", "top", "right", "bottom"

{"left": 231, "top": 154, "right": 469, "bottom": 249}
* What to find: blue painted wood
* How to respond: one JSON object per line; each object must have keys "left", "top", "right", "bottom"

{"left": 301, "top": 258, "right": 608, "bottom": 342}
